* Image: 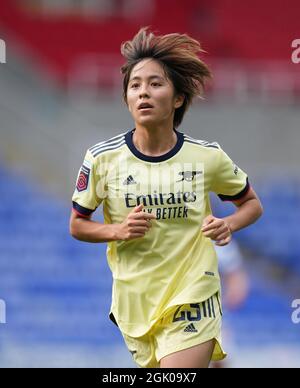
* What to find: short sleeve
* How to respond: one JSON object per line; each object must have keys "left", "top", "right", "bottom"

{"left": 211, "top": 146, "right": 250, "bottom": 201}
{"left": 72, "top": 150, "right": 105, "bottom": 217}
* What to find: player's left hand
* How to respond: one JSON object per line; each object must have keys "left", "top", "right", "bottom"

{"left": 201, "top": 215, "right": 232, "bottom": 246}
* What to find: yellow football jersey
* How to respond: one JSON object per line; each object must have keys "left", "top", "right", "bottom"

{"left": 72, "top": 128, "right": 249, "bottom": 337}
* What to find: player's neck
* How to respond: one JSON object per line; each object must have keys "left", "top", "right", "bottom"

{"left": 133, "top": 124, "right": 177, "bottom": 157}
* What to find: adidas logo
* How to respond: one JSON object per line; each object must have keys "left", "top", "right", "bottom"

{"left": 184, "top": 323, "right": 198, "bottom": 333}
{"left": 123, "top": 175, "right": 137, "bottom": 185}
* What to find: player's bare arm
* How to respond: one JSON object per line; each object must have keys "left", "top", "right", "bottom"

{"left": 70, "top": 204, "right": 156, "bottom": 243}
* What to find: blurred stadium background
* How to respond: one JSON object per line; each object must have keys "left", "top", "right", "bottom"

{"left": 0, "top": 0, "right": 300, "bottom": 368}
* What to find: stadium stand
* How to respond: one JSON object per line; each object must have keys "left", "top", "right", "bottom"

{"left": 1, "top": 0, "right": 299, "bottom": 95}
{"left": 0, "top": 165, "right": 120, "bottom": 346}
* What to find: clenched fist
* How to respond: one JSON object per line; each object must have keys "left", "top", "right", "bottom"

{"left": 115, "top": 204, "right": 156, "bottom": 241}
{"left": 201, "top": 215, "right": 232, "bottom": 246}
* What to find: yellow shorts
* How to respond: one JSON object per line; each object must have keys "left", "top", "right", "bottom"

{"left": 122, "top": 293, "right": 227, "bottom": 368}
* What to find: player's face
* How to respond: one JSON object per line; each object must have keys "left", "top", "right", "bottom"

{"left": 126, "top": 59, "right": 183, "bottom": 128}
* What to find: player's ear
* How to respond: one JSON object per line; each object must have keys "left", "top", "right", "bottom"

{"left": 174, "top": 94, "right": 184, "bottom": 109}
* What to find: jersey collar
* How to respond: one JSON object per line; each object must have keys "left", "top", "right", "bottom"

{"left": 125, "top": 128, "right": 184, "bottom": 163}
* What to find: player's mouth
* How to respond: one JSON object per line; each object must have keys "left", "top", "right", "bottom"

{"left": 138, "top": 102, "right": 154, "bottom": 112}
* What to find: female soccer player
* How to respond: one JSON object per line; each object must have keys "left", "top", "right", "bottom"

{"left": 70, "top": 27, "right": 263, "bottom": 368}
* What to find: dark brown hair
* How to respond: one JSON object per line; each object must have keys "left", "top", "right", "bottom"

{"left": 120, "top": 27, "right": 212, "bottom": 128}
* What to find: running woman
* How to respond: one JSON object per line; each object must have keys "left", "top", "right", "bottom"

{"left": 70, "top": 27, "right": 263, "bottom": 368}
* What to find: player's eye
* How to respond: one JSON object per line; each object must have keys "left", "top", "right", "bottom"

{"left": 130, "top": 83, "right": 140, "bottom": 89}
{"left": 151, "top": 82, "right": 161, "bottom": 87}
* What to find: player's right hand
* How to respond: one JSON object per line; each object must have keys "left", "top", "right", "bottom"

{"left": 116, "top": 204, "right": 156, "bottom": 240}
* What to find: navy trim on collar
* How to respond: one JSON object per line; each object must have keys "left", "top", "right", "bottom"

{"left": 125, "top": 128, "right": 184, "bottom": 163}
